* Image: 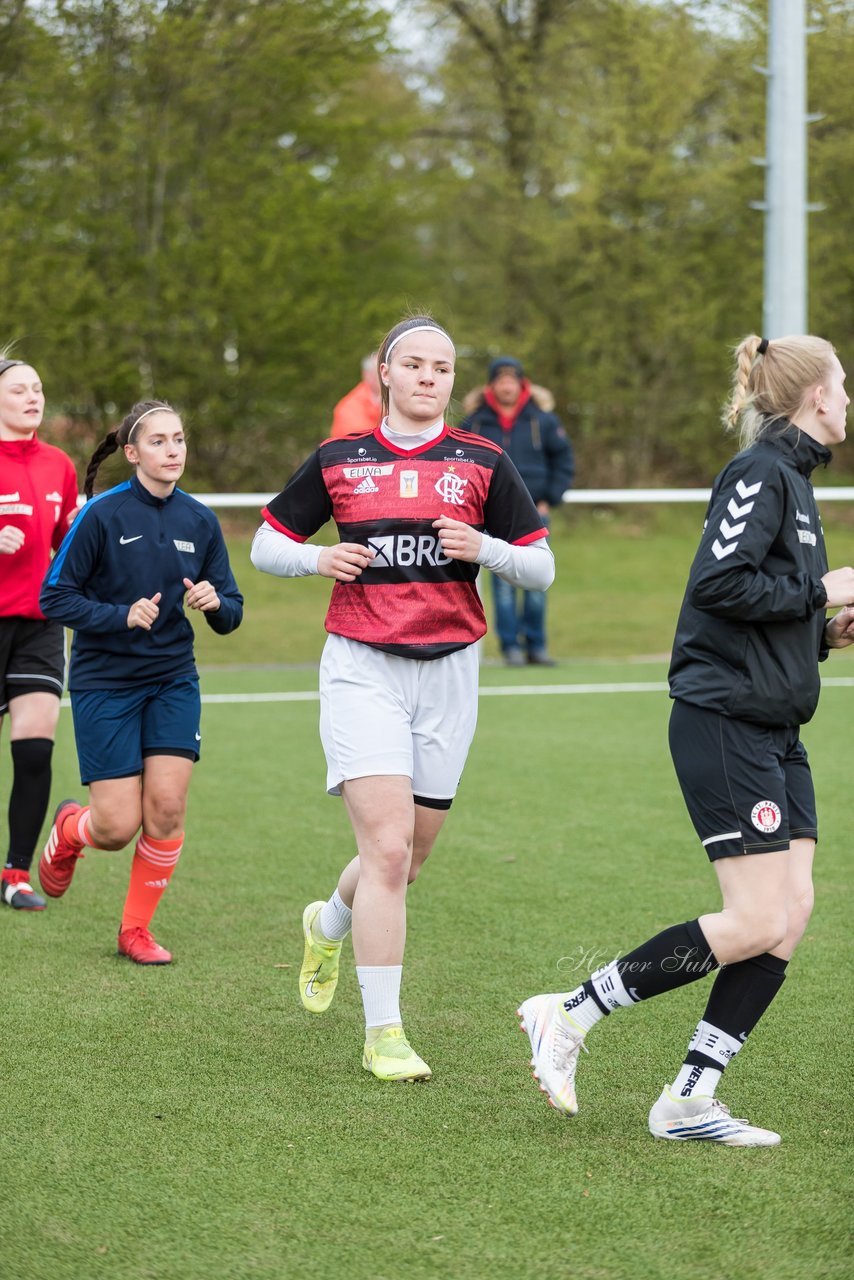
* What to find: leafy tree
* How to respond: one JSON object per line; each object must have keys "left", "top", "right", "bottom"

{"left": 808, "top": 2, "right": 854, "bottom": 361}
{"left": 405, "top": 0, "right": 775, "bottom": 483}
{"left": 2, "top": 0, "right": 850, "bottom": 487}
{"left": 1, "top": 0, "right": 432, "bottom": 486}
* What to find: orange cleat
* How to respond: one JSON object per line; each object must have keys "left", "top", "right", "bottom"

{"left": 117, "top": 926, "right": 172, "bottom": 965}
{"left": 39, "top": 800, "right": 84, "bottom": 898}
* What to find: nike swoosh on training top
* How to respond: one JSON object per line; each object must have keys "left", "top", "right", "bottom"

{"left": 119, "top": 535, "right": 143, "bottom": 544}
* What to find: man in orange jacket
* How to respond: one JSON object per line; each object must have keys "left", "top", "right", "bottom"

{"left": 330, "top": 354, "right": 382, "bottom": 438}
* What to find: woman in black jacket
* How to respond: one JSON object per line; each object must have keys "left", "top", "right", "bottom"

{"left": 518, "top": 333, "right": 853, "bottom": 1146}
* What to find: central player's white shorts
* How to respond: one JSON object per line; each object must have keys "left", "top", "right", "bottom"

{"left": 319, "top": 633, "right": 479, "bottom": 800}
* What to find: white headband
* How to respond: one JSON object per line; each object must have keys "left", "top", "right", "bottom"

{"left": 384, "top": 325, "right": 455, "bottom": 361}
{"left": 128, "top": 405, "right": 171, "bottom": 440}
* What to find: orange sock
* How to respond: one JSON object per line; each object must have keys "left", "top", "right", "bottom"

{"left": 61, "top": 806, "right": 96, "bottom": 849}
{"left": 121, "top": 832, "right": 184, "bottom": 931}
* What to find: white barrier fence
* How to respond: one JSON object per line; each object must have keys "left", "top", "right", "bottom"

{"left": 180, "top": 487, "right": 854, "bottom": 509}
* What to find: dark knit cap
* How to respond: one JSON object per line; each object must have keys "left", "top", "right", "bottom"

{"left": 487, "top": 356, "right": 524, "bottom": 382}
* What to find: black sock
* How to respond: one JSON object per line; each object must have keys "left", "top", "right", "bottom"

{"left": 6, "top": 738, "right": 54, "bottom": 873}
{"left": 683, "top": 952, "right": 789, "bottom": 1073}
{"left": 583, "top": 919, "right": 719, "bottom": 1012}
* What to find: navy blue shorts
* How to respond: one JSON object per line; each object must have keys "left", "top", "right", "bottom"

{"left": 669, "top": 699, "right": 817, "bottom": 861}
{"left": 70, "top": 677, "right": 201, "bottom": 785}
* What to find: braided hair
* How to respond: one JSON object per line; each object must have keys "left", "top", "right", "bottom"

{"left": 723, "top": 335, "right": 836, "bottom": 448}
{"left": 83, "top": 400, "right": 175, "bottom": 499}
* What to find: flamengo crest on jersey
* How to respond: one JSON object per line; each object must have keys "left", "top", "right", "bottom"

{"left": 711, "top": 478, "right": 762, "bottom": 560}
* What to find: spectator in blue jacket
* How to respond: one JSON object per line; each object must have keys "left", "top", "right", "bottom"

{"left": 38, "top": 400, "right": 243, "bottom": 965}
{"left": 461, "top": 357, "right": 574, "bottom": 665}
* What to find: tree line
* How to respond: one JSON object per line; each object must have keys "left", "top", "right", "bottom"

{"left": 2, "top": 0, "right": 851, "bottom": 489}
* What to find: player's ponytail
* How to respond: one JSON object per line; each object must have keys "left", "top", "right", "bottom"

{"left": 723, "top": 335, "right": 836, "bottom": 449}
{"left": 83, "top": 399, "right": 174, "bottom": 499}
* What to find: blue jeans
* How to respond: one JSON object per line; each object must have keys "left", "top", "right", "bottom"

{"left": 491, "top": 574, "right": 547, "bottom": 655}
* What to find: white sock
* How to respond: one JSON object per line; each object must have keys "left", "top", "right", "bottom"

{"left": 671, "top": 1062, "right": 723, "bottom": 1099}
{"left": 317, "top": 889, "right": 352, "bottom": 942}
{"left": 670, "top": 1020, "right": 743, "bottom": 1099}
{"left": 560, "top": 986, "right": 606, "bottom": 1033}
{"left": 357, "top": 965, "right": 402, "bottom": 1029}
{"left": 688, "top": 1019, "right": 744, "bottom": 1069}
{"left": 590, "top": 959, "right": 638, "bottom": 1011}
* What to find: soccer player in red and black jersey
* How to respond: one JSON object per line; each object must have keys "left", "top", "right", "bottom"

{"left": 252, "top": 314, "right": 555, "bottom": 1082}
{"left": 0, "top": 358, "right": 79, "bottom": 911}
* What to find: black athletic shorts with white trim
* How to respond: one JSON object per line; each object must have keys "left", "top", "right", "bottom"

{"left": 0, "top": 617, "right": 65, "bottom": 714}
{"left": 668, "top": 699, "right": 817, "bottom": 861}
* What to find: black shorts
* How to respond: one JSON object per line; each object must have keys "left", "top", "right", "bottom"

{"left": 668, "top": 699, "right": 817, "bottom": 861}
{"left": 0, "top": 617, "right": 66, "bottom": 714}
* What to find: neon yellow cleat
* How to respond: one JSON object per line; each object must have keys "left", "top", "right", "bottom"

{"left": 362, "top": 1026, "right": 432, "bottom": 1082}
{"left": 299, "top": 900, "right": 343, "bottom": 1014}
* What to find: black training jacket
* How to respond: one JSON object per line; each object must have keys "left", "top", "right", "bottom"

{"left": 668, "top": 424, "right": 831, "bottom": 728}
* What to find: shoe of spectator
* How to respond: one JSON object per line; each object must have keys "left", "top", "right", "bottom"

{"left": 528, "top": 650, "right": 557, "bottom": 667}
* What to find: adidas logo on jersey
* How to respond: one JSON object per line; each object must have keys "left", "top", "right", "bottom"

{"left": 353, "top": 475, "right": 380, "bottom": 494}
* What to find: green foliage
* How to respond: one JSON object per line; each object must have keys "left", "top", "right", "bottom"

{"left": 809, "top": 1, "right": 854, "bottom": 356}
{"left": 0, "top": 0, "right": 429, "bottom": 482}
{"left": 408, "top": 0, "right": 853, "bottom": 483}
{"left": 1, "top": 0, "right": 852, "bottom": 487}
{"left": 413, "top": 0, "right": 764, "bottom": 482}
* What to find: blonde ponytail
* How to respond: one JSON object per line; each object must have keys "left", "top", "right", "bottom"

{"left": 723, "top": 334, "right": 836, "bottom": 449}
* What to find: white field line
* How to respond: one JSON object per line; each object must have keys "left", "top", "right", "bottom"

{"left": 60, "top": 677, "right": 853, "bottom": 707}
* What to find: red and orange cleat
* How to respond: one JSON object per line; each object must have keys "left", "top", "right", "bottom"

{"left": 39, "top": 800, "right": 84, "bottom": 898}
{"left": 117, "top": 926, "right": 172, "bottom": 965}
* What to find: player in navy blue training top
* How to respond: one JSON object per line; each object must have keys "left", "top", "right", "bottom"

{"left": 252, "top": 314, "right": 555, "bottom": 1083}
{"left": 38, "top": 400, "right": 243, "bottom": 964}
{"left": 518, "top": 334, "right": 854, "bottom": 1147}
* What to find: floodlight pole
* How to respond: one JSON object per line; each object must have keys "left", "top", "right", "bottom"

{"left": 752, "top": 0, "right": 820, "bottom": 337}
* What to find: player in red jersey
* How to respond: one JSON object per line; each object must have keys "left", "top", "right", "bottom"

{"left": 252, "top": 315, "right": 555, "bottom": 1081}
{"left": 0, "top": 357, "right": 79, "bottom": 911}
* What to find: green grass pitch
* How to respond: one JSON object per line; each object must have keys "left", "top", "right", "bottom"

{"left": 0, "top": 508, "right": 851, "bottom": 1279}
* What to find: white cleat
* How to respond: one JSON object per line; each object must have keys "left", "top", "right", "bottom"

{"left": 648, "top": 1087, "right": 781, "bottom": 1147}
{"left": 517, "top": 993, "right": 586, "bottom": 1116}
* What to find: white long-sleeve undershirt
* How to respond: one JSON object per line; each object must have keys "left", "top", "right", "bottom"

{"left": 251, "top": 523, "right": 324, "bottom": 577}
{"left": 251, "top": 521, "right": 554, "bottom": 591}
{"left": 476, "top": 532, "right": 554, "bottom": 591}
